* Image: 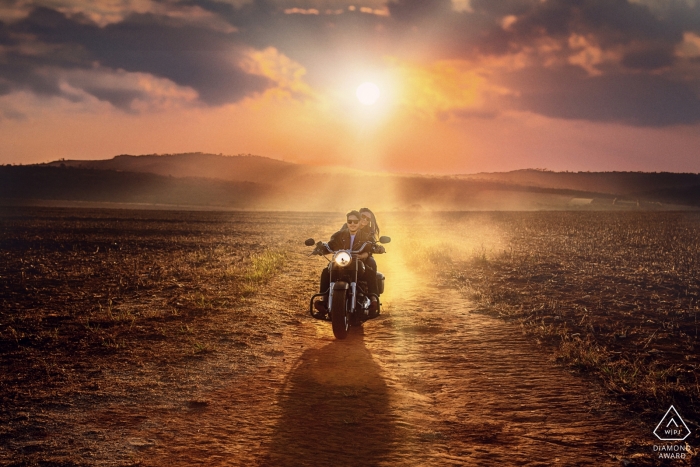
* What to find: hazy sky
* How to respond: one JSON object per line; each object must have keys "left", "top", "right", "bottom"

{"left": 2, "top": 0, "right": 700, "bottom": 173}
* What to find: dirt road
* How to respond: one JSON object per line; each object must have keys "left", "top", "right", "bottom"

{"left": 64, "top": 239, "right": 651, "bottom": 466}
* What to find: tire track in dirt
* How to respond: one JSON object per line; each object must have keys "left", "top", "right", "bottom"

{"left": 84, "top": 231, "right": 648, "bottom": 466}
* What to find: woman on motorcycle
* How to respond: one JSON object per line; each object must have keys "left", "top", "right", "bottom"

{"left": 359, "top": 207, "right": 380, "bottom": 238}
{"left": 358, "top": 208, "right": 381, "bottom": 279}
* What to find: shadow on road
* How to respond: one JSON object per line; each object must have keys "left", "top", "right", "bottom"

{"left": 260, "top": 327, "right": 396, "bottom": 466}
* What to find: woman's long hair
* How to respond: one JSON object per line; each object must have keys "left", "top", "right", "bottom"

{"left": 360, "top": 207, "right": 380, "bottom": 237}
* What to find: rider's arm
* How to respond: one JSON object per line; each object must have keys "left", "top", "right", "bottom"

{"left": 327, "top": 231, "right": 343, "bottom": 251}
{"left": 366, "top": 233, "right": 377, "bottom": 257}
{"left": 355, "top": 239, "right": 371, "bottom": 259}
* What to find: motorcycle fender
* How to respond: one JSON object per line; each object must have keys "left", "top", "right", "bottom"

{"left": 333, "top": 281, "right": 349, "bottom": 291}
{"left": 376, "top": 272, "right": 385, "bottom": 295}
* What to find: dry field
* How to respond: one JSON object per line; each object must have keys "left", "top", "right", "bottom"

{"left": 427, "top": 212, "right": 699, "bottom": 428}
{"left": 0, "top": 207, "right": 697, "bottom": 466}
{"left": 0, "top": 207, "right": 335, "bottom": 465}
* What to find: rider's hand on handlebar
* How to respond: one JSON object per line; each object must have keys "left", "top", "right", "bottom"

{"left": 313, "top": 241, "right": 330, "bottom": 255}
{"left": 372, "top": 245, "right": 386, "bottom": 254}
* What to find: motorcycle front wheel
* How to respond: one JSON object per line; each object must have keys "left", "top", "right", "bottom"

{"left": 331, "top": 288, "right": 349, "bottom": 339}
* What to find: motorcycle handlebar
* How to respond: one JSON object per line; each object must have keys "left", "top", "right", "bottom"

{"left": 312, "top": 240, "right": 386, "bottom": 256}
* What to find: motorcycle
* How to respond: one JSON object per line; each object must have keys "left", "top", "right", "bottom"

{"left": 305, "top": 236, "right": 391, "bottom": 339}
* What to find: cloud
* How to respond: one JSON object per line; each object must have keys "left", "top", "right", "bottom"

{"left": 621, "top": 45, "right": 674, "bottom": 69}
{"left": 388, "top": 57, "right": 510, "bottom": 120}
{"left": 434, "top": 0, "right": 700, "bottom": 124}
{"left": 14, "top": 7, "right": 274, "bottom": 105}
{"left": 489, "top": 0, "right": 682, "bottom": 46}
{"left": 387, "top": 0, "right": 453, "bottom": 22}
{"left": 507, "top": 65, "right": 700, "bottom": 126}
{"left": 0, "top": 21, "right": 14, "bottom": 45}
{"left": 0, "top": 100, "right": 26, "bottom": 120}
{"left": 59, "top": 67, "right": 199, "bottom": 111}
{"left": 0, "top": 57, "right": 64, "bottom": 99}
{"left": 677, "top": 31, "right": 700, "bottom": 57}
{"left": 0, "top": 4, "right": 309, "bottom": 108}
{"left": 240, "top": 46, "right": 314, "bottom": 100}
{"left": 283, "top": 8, "right": 319, "bottom": 15}
{"left": 1, "top": 0, "right": 700, "bottom": 126}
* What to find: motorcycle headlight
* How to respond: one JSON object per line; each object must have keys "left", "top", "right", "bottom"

{"left": 333, "top": 251, "right": 352, "bottom": 267}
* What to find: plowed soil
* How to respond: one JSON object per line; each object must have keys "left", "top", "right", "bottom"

{"left": 0, "top": 209, "right": 679, "bottom": 466}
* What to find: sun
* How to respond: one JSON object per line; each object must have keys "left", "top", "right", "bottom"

{"left": 356, "top": 82, "right": 380, "bottom": 105}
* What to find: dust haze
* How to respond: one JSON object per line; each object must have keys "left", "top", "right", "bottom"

{"left": 3, "top": 153, "right": 699, "bottom": 211}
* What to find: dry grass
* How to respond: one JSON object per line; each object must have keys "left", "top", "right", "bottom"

{"left": 0, "top": 208, "right": 330, "bottom": 441}
{"left": 442, "top": 212, "right": 699, "bottom": 415}
{"left": 241, "top": 250, "right": 288, "bottom": 296}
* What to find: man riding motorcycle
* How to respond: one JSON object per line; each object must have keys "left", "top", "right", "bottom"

{"left": 314, "top": 210, "right": 381, "bottom": 317}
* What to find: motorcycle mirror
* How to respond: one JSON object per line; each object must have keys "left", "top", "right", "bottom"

{"left": 304, "top": 238, "right": 315, "bottom": 246}
{"left": 379, "top": 236, "right": 391, "bottom": 244}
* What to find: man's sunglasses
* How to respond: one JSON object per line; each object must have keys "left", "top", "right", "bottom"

{"left": 347, "top": 219, "right": 360, "bottom": 224}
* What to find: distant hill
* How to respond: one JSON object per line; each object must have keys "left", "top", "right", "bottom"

{"left": 0, "top": 165, "right": 276, "bottom": 208}
{"left": 46, "top": 153, "right": 299, "bottom": 184}
{"left": 461, "top": 169, "right": 700, "bottom": 197}
{"left": 46, "top": 153, "right": 368, "bottom": 183}
{"left": 2, "top": 154, "right": 698, "bottom": 210}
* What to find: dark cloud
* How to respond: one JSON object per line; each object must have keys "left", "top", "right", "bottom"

{"left": 0, "top": 6, "right": 272, "bottom": 106}
{"left": 186, "top": 0, "right": 276, "bottom": 28}
{"left": 0, "top": 106, "right": 26, "bottom": 121}
{"left": 0, "top": 58, "right": 64, "bottom": 97}
{"left": 507, "top": 65, "right": 700, "bottom": 126}
{"left": 0, "top": 80, "right": 11, "bottom": 96}
{"left": 481, "top": 0, "right": 700, "bottom": 125}
{"left": 0, "top": 21, "right": 15, "bottom": 45}
{"left": 571, "top": 0, "right": 681, "bottom": 45}
{"left": 13, "top": 7, "right": 86, "bottom": 43}
{"left": 83, "top": 9, "right": 271, "bottom": 103}
{"left": 80, "top": 86, "right": 144, "bottom": 111}
{"left": 460, "top": 0, "right": 689, "bottom": 67}
{"left": 470, "top": 0, "right": 538, "bottom": 17}
{"left": 386, "top": 0, "right": 452, "bottom": 22}
{"left": 403, "top": 0, "right": 700, "bottom": 125}
{"left": 622, "top": 0, "right": 700, "bottom": 40}
{"left": 621, "top": 46, "right": 675, "bottom": 70}
{"left": 384, "top": 0, "right": 690, "bottom": 68}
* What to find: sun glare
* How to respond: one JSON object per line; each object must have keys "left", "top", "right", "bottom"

{"left": 356, "top": 82, "right": 380, "bottom": 105}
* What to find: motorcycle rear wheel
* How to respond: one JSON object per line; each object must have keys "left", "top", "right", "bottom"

{"left": 331, "top": 289, "right": 349, "bottom": 339}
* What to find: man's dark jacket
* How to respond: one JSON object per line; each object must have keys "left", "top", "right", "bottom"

{"left": 326, "top": 228, "right": 375, "bottom": 253}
